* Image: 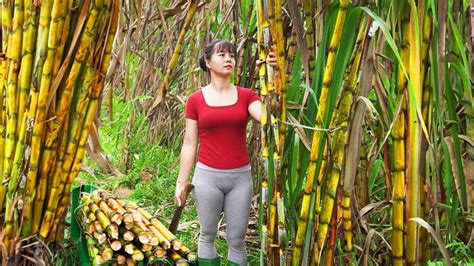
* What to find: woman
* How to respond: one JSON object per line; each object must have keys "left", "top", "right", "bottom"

{"left": 175, "top": 40, "right": 276, "bottom": 266}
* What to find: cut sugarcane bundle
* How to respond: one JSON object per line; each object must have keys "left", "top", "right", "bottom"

{"left": 76, "top": 189, "right": 196, "bottom": 265}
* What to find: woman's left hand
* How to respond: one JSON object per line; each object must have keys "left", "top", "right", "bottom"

{"left": 267, "top": 51, "right": 277, "bottom": 67}
{"left": 256, "top": 50, "right": 278, "bottom": 68}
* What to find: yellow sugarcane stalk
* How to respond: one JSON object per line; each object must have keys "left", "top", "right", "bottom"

{"left": 48, "top": 0, "right": 114, "bottom": 233}
{"left": 274, "top": 0, "right": 288, "bottom": 261}
{"left": 52, "top": 2, "right": 119, "bottom": 240}
{"left": 286, "top": 27, "right": 297, "bottom": 88}
{"left": 38, "top": 0, "right": 111, "bottom": 239}
{"left": 30, "top": 0, "right": 67, "bottom": 235}
{"left": 406, "top": 3, "right": 423, "bottom": 264}
{"left": 16, "top": 0, "right": 38, "bottom": 135}
{"left": 419, "top": 10, "right": 432, "bottom": 265}
{"left": 7, "top": 1, "right": 38, "bottom": 205}
{"left": 2, "top": 0, "right": 24, "bottom": 252}
{"left": 304, "top": 0, "right": 315, "bottom": 82}
{"left": 14, "top": 1, "right": 53, "bottom": 237}
{"left": 1, "top": 0, "right": 12, "bottom": 52}
{"left": 292, "top": 1, "right": 349, "bottom": 264}
{"left": 1, "top": 0, "right": 23, "bottom": 215}
{"left": 22, "top": 0, "right": 83, "bottom": 236}
{"left": 340, "top": 17, "right": 370, "bottom": 254}
{"left": 0, "top": 73, "right": 5, "bottom": 197}
{"left": 52, "top": 0, "right": 72, "bottom": 76}
{"left": 318, "top": 15, "right": 368, "bottom": 251}
{"left": 267, "top": 1, "right": 282, "bottom": 262}
{"left": 257, "top": 0, "right": 275, "bottom": 262}
{"left": 391, "top": 12, "right": 409, "bottom": 266}
{"left": 149, "top": 0, "right": 197, "bottom": 110}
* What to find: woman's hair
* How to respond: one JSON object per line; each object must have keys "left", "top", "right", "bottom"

{"left": 199, "top": 40, "right": 236, "bottom": 74}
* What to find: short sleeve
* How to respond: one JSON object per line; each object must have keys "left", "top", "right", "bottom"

{"left": 185, "top": 94, "right": 198, "bottom": 120}
{"left": 247, "top": 88, "right": 260, "bottom": 106}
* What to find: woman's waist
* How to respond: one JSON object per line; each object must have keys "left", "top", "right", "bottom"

{"left": 196, "top": 161, "right": 251, "bottom": 173}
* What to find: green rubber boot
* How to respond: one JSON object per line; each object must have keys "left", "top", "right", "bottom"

{"left": 198, "top": 257, "right": 221, "bottom": 266}
{"left": 227, "top": 260, "right": 241, "bottom": 266}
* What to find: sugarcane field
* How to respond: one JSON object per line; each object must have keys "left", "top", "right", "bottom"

{"left": 0, "top": 0, "right": 473, "bottom": 265}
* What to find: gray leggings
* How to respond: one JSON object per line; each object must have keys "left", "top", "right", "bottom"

{"left": 192, "top": 162, "right": 253, "bottom": 265}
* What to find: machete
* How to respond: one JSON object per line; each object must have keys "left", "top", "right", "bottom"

{"left": 169, "top": 183, "right": 194, "bottom": 234}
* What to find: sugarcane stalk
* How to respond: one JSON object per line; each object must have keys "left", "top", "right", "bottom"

{"left": 52, "top": 0, "right": 72, "bottom": 76}
{"left": 304, "top": 0, "right": 315, "bottom": 82}
{"left": 167, "top": 249, "right": 187, "bottom": 266}
{"left": 6, "top": 1, "right": 39, "bottom": 234}
{"left": 292, "top": 1, "right": 349, "bottom": 264}
{"left": 31, "top": 0, "right": 75, "bottom": 233}
{"left": 16, "top": 0, "right": 39, "bottom": 135}
{"left": 22, "top": 0, "right": 76, "bottom": 236}
{"left": 2, "top": 0, "right": 24, "bottom": 220}
{"left": 86, "top": 234, "right": 103, "bottom": 265}
{"left": 82, "top": 194, "right": 119, "bottom": 239}
{"left": 0, "top": 74, "right": 5, "bottom": 200}
{"left": 92, "top": 193, "right": 123, "bottom": 225}
{"left": 274, "top": 1, "right": 288, "bottom": 260}
{"left": 285, "top": 27, "right": 297, "bottom": 87}
{"left": 110, "top": 239, "right": 122, "bottom": 251}
{"left": 77, "top": 206, "right": 107, "bottom": 244}
{"left": 317, "top": 14, "right": 367, "bottom": 253}
{"left": 116, "top": 254, "right": 126, "bottom": 265}
{"left": 120, "top": 227, "right": 135, "bottom": 242}
{"left": 1, "top": 0, "right": 12, "bottom": 52}
{"left": 153, "top": 246, "right": 167, "bottom": 258}
{"left": 392, "top": 13, "right": 410, "bottom": 266}
{"left": 406, "top": 3, "right": 423, "bottom": 263}
{"left": 266, "top": 0, "right": 285, "bottom": 262}
{"left": 144, "top": 251, "right": 156, "bottom": 262}
{"left": 149, "top": 0, "right": 197, "bottom": 110}
{"left": 325, "top": 201, "right": 338, "bottom": 265}
{"left": 256, "top": 0, "right": 270, "bottom": 261}
{"left": 126, "top": 201, "right": 182, "bottom": 250}
{"left": 129, "top": 222, "right": 152, "bottom": 245}
{"left": 2, "top": 0, "right": 24, "bottom": 252}
{"left": 38, "top": 0, "right": 111, "bottom": 239}
{"left": 110, "top": 198, "right": 134, "bottom": 225}
{"left": 419, "top": 10, "right": 432, "bottom": 265}
{"left": 55, "top": 0, "right": 118, "bottom": 229}
{"left": 178, "top": 244, "right": 197, "bottom": 261}
{"left": 100, "top": 244, "right": 114, "bottom": 261}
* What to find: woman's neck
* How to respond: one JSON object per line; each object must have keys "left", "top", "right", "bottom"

{"left": 209, "top": 76, "right": 233, "bottom": 92}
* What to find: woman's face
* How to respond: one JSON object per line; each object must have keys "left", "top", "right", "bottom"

{"left": 206, "top": 49, "right": 235, "bottom": 77}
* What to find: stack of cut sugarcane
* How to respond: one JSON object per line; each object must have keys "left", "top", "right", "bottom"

{"left": 77, "top": 190, "right": 196, "bottom": 265}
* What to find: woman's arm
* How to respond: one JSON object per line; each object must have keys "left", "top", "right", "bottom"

{"left": 175, "top": 118, "right": 198, "bottom": 206}
{"left": 248, "top": 100, "right": 262, "bottom": 124}
{"left": 249, "top": 51, "right": 276, "bottom": 123}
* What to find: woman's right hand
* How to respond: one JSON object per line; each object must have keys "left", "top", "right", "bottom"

{"left": 175, "top": 180, "right": 190, "bottom": 207}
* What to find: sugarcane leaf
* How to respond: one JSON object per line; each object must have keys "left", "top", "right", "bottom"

{"left": 368, "top": 159, "right": 383, "bottom": 196}
{"left": 361, "top": 6, "right": 431, "bottom": 144}
{"left": 287, "top": 0, "right": 309, "bottom": 85}
{"left": 360, "top": 228, "right": 376, "bottom": 266}
{"left": 409, "top": 217, "right": 452, "bottom": 265}
{"left": 444, "top": 64, "right": 468, "bottom": 211}
{"left": 287, "top": 113, "right": 311, "bottom": 151}
{"left": 324, "top": 7, "right": 362, "bottom": 127}
{"left": 448, "top": 13, "right": 468, "bottom": 68}
{"left": 445, "top": 136, "right": 466, "bottom": 213}
{"left": 450, "top": 62, "right": 472, "bottom": 108}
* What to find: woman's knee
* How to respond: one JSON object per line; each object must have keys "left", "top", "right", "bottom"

{"left": 227, "top": 234, "right": 246, "bottom": 251}
{"left": 200, "top": 227, "right": 218, "bottom": 242}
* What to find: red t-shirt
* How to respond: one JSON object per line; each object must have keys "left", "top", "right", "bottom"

{"left": 185, "top": 86, "right": 260, "bottom": 169}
